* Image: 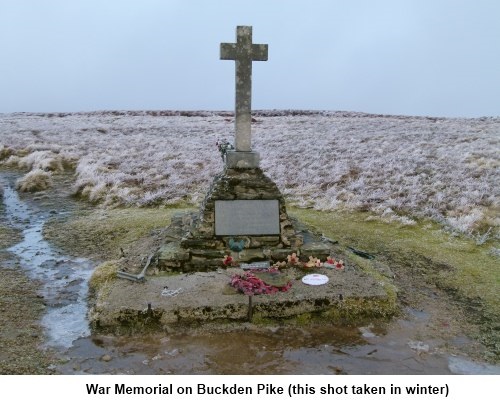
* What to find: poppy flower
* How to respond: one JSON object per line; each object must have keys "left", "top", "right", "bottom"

{"left": 287, "top": 252, "right": 299, "bottom": 265}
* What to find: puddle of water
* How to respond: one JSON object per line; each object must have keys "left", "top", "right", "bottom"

{"left": 55, "top": 308, "right": 500, "bottom": 375}
{"left": 54, "top": 320, "right": 469, "bottom": 375}
{"left": 2, "top": 182, "right": 94, "bottom": 349}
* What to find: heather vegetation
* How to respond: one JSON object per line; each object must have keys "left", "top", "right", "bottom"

{"left": 1, "top": 110, "right": 498, "bottom": 243}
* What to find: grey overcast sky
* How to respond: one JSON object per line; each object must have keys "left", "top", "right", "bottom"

{"left": 1, "top": 0, "right": 499, "bottom": 117}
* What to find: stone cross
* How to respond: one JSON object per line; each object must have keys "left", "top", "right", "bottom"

{"left": 220, "top": 26, "right": 268, "bottom": 152}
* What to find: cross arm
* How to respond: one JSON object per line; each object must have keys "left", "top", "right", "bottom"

{"left": 251, "top": 44, "right": 268, "bottom": 61}
{"left": 220, "top": 43, "right": 237, "bottom": 60}
{"left": 220, "top": 43, "right": 268, "bottom": 61}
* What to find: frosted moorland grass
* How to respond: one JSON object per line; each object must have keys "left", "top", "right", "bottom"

{"left": 15, "top": 168, "right": 53, "bottom": 192}
{"left": 0, "top": 110, "right": 498, "bottom": 239}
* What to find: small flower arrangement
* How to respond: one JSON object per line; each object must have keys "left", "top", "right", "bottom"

{"left": 304, "top": 256, "right": 322, "bottom": 268}
{"left": 222, "top": 255, "right": 235, "bottom": 267}
{"left": 324, "top": 256, "right": 345, "bottom": 270}
{"left": 216, "top": 138, "right": 234, "bottom": 161}
{"left": 230, "top": 269, "right": 292, "bottom": 295}
{"left": 282, "top": 254, "right": 345, "bottom": 270}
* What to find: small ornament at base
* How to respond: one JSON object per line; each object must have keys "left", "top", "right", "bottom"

{"left": 301, "top": 274, "right": 329, "bottom": 286}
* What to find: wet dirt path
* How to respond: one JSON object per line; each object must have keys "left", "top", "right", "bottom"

{"left": 1, "top": 170, "right": 498, "bottom": 375}
{"left": 2, "top": 184, "right": 94, "bottom": 348}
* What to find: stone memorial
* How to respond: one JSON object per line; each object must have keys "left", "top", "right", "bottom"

{"left": 157, "top": 26, "right": 315, "bottom": 273}
{"left": 94, "top": 26, "right": 397, "bottom": 331}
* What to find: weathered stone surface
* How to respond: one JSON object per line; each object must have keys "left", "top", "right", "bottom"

{"left": 180, "top": 238, "right": 220, "bottom": 249}
{"left": 253, "top": 272, "right": 291, "bottom": 287}
{"left": 248, "top": 235, "right": 280, "bottom": 248}
{"left": 300, "top": 241, "right": 332, "bottom": 260}
{"left": 238, "top": 248, "right": 266, "bottom": 262}
{"left": 190, "top": 256, "right": 223, "bottom": 267}
{"left": 226, "top": 151, "right": 260, "bottom": 168}
{"left": 270, "top": 249, "right": 295, "bottom": 261}
{"left": 190, "top": 249, "right": 226, "bottom": 259}
{"left": 200, "top": 211, "right": 214, "bottom": 223}
{"left": 162, "top": 229, "right": 182, "bottom": 243}
{"left": 290, "top": 236, "right": 304, "bottom": 249}
{"left": 158, "top": 242, "right": 190, "bottom": 261}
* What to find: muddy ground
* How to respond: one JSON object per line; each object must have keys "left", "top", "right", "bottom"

{"left": 0, "top": 227, "right": 55, "bottom": 374}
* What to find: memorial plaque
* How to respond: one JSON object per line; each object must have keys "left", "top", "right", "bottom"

{"left": 215, "top": 200, "right": 279, "bottom": 235}
{"left": 241, "top": 261, "right": 271, "bottom": 270}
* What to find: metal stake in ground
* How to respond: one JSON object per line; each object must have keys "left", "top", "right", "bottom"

{"left": 220, "top": 26, "right": 268, "bottom": 152}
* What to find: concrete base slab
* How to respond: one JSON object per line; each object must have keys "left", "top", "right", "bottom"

{"left": 89, "top": 264, "right": 397, "bottom": 333}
